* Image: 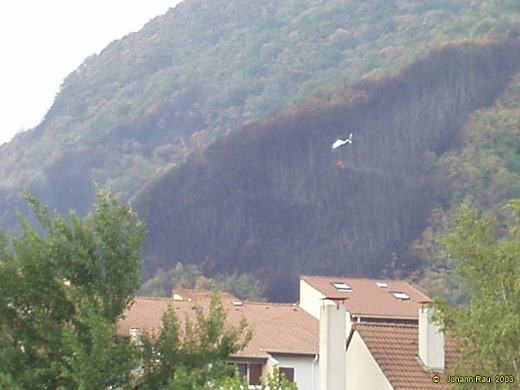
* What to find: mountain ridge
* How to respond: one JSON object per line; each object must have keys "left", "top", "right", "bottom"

{"left": 2, "top": 0, "right": 517, "bottom": 224}
{"left": 1, "top": 0, "right": 520, "bottom": 301}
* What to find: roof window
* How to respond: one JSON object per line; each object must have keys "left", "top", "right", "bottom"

{"left": 332, "top": 282, "right": 352, "bottom": 291}
{"left": 392, "top": 292, "right": 410, "bottom": 300}
{"left": 376, "top": 282, "right": 389, "bottom": 288}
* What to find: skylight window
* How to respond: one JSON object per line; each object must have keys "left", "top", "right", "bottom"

{"left": 392, "top": 292, "right": 410, "bottom": 300}
{"left": 376, "top": 282, "right": 389, "bottom": 288}
{"left": 332, "top": 282, "right": 352, "bottom": 291}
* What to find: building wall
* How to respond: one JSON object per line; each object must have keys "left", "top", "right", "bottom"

{"left": 320, "top": 303, "right": 346, "bottom": 390}
{"left": 264, "top": 355, "right": 277, "bottom": 378}
{"left": 346, "top": 332, "right": 394, "bottom": 390}
{"left": 346, "top": 310, "right": 353, "bottom": 335}
{"left": 299, "top": 280, "right": 325, "bottom": 319}
{"left": 419, "top": 305, "right": 445, "bottom": 371}
{"left": 271, "top": 354, "right": 320, "bottom": 390}
{"left": 299, "top": 279, "right": 354, "bottom": 336}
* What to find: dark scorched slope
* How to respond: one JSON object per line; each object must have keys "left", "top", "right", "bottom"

{"left": 136, "top": 38, "right": 520, "bottom": 301}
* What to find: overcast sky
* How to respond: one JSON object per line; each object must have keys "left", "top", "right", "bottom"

{"left": 0, "top": 0, "right": 183, "bottom": 146}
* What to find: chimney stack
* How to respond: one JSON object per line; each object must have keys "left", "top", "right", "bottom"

{"left": 418, "top": 303, "right": 445, "bottom": 371}
{"left": 129, "top": 326, "right": 142, "bottom": 345}
{"left": 320, "top": 299, "right": 347, "bottom": 390}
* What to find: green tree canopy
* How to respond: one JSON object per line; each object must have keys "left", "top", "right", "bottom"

{"left": 137, "top": 290, "right": 253, "bottom": 389}
{"left": 139, "top": 264, "right": 266, "bottom": 301}
{"left": 0, "top": 188, "right": 145, "bottom": 389}
{"left": 0, "top": 189, "right": 259, "bottom": 389}
{"left": 215, "top": 366, "right": 298, "bottom": 390}
{"left": 436, "top": 200, "right": 520, "bottom": 388}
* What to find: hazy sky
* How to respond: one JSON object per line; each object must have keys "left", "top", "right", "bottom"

{"left": 0, "top": 0, "right": 183, "bottom": 146}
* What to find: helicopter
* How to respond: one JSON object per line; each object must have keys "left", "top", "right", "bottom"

{"left": 331, "top": 133, "right": 353, "bottom": 149}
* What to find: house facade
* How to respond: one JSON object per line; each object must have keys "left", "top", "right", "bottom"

{"left": 118, "top": 278, "right": 456, "bottom": 390}
{"left": 346, "top": 327, "right": 394, "bottom": 390}
{"left": 118, "top": 289, "right": 320, "bottom": 390}
{"left": 345, "top": 320, "right": 456, "bottom": 390}
{"left": 299, "top": 275, "right": 432, "bottom": 326}
{"left": 298, "top": 275, "right": 455, "bottom": 390}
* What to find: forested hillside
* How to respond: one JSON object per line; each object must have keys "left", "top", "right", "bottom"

{"left": 409, "top": 70, "right": 520, "bottom": 304}
{"left": 1, "top": 0, "right": 520, "bottom": 301}
{"left": 135, "top": 37, "right": 520, "bottom": 301}
{"left": 1, "top": 0, "right": 518, "bottom": 225}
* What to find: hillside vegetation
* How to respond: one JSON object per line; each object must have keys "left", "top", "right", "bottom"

{"left": 1, "top": 0, "right": 519, "bottom": 223}
{"left": 1, "top": 0, "right": 520, "bottom": 301}
{"left": 409, "top": 70, "right": 520, "bottom": 304}
{"left": 135, "top": 36, "right": 520, "bottom": 301}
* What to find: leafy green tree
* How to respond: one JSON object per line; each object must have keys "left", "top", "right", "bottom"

{"left": 139, "top": 264, "right": 267, "bottom": 301}
{"left": 138, "top": 262, "right": 208, "bottom": 297}
{"left": 213, "top": 272, "right": 266, "bottom": 301}
{"left": 0, "top": 191, "right": 263, "bottom": 389}
{"left": 0, "top": 188, "right": 145, "bottom": 389}
{"left": 259, "top": 367, "right": 299, "bottom": 390}
{"left": 435, "top": 200, "right": 520, "bottom": 388}
{"left": 137, "top": 291, "right": 252, "bottom": 390}
{"left": 212, "top": 366, "right": 298, "bottom": 390}
{"left": 406, "top": 207, "right": 468, "bottom": 306}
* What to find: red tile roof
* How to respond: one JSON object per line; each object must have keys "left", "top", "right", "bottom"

{"left": 351, "top": 323, "right": 458, "bottom": 390}
{"left": 172, "top": 289, "right": 239, "bottom": 302}
{"left": 229, "top": 302, "right": 318, "bottom": 358}
{"left": 119, "top": 297, "right": 176, "bottom": 338}
{"left": 118, "top": 291, "right": 318, "bottom": 359}
{"left": 300, "top": 275, "right": 431, "bottom": 319}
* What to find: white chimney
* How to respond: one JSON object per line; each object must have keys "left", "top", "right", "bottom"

{"left": 418, "top": 304, "right": 445, "bottom": 371}
{"left": 129, "top": 327, "right": 142, "bottom": 345}
{"left": 320, "top": 299, "right": 346, "bottom": 390}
